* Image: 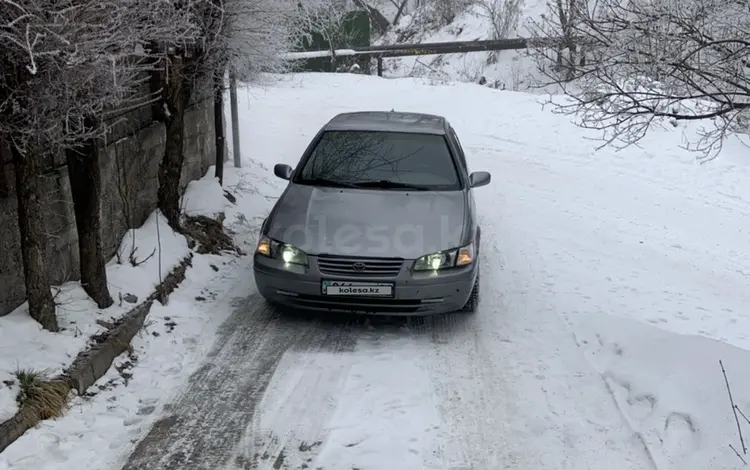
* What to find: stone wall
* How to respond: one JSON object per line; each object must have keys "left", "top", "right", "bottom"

{"left": 0, "top": 97, "right": 216, "bottom": 317}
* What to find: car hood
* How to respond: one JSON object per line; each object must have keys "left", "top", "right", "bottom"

{"left": 266, "top": 184, "right": 467, "bottom": 258}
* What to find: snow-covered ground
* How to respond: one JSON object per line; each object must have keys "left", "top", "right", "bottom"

{"left": 375, "top": 0, "right": 550, "bottom": 90}
{"left": 0, "top": 176, "right": 224, "bottom": 423}
{"left": 2, "top": 72, "right": 750, "bottom": 469}
{"left": 0, "top": 164, "right": 280, "bottom": 469}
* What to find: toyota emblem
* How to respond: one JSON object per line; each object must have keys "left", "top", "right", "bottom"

{"left": 352, "top": 262, "right": 367, "bottom": 271}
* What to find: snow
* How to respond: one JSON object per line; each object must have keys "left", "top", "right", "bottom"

{"left": 0, "top": 165, "right": 279, "bottom": 469}
{"left": 2, "top": 72, "right": 750, "bottom": 469}
{"left": 281, "top": 49, "right": 358, "bottom": 59}
{"left": 574, "top": 313, "right": 748, "bottom": 468}
{"left": 376, "top": 1, "right": 551, "bottom": 89}
{"left": 0, "top": 209, "right": 191, "bottom": 423}
{"left": 314, "top": 350, "right": 440, "bottom": 469}
{"left": 181, "top": 177, "right": 227, "bottom": 217}
{"left": 283, "top": 0, "right": 555, "bottom": 88}
{"left": 249, "top": 340, "right": 443, "bottom": 470}
{"left": 229, "top": 73, "right": 750, "bottom": 469}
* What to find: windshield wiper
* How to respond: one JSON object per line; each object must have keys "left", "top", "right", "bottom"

{"left": 302, "top": 177, "right": 360, "bottom": 189}
{"left": 352, "top": 180, "right": 430, "bottom": 191}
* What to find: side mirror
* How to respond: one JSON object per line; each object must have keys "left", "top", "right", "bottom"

{"left": 273, "top": 163, "right": 293, "bottom": 180}
{"left": 469, "top": 171, "right": 491, "bottom": 188}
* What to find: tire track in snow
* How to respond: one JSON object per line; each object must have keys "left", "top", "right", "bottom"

{"left": 120, "top": 297, "right": 357, "bottom": 470}
{"left": 416, "top": 298, "right": 520, "bottom": 469}
{"left": 415, "top": 196, "right": 659, "bottom": 469}
{"left": 232, "top": 316, "right": 447, "bottom": 470}
{"left": 229, "top": 313, "right": 362, "bottom": 470}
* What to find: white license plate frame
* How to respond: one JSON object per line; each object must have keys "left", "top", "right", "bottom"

{"left": 321, "top": 280, "right": 395, "bottom": 297}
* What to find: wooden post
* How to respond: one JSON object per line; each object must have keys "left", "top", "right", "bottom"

{"left": 377, "top": 57, "right": 383, "bottom": 76}
{"left": 229, "top": 69, "right": 242, "bottom": 168}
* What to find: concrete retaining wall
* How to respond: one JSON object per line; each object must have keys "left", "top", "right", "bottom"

{"left": 0, "top": 97, "right": 216, "bottom": 317}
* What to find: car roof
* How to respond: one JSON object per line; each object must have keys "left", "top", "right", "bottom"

{"left": 323, "top": 111, "right": 448, "bottom": 135}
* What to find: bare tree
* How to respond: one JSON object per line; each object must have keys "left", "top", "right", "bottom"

{"left": 154, "top": 0, "right": 296, "bottom": 227}
{"left": 0, "top": 0, "right": 197, "bottom": 330}
{"left": 390, "top": 0, "right": 410, "bottom": 26}
{"left": 432, "top": 0, "right": 474, "bottom": 25}
{"left": 528, "top": 0, "right": 750, "bottom": 157}
{"left": 296, "top": 0, "right": 367, "bottom": 71}
{"left": 153, "top": 48, "right": 203, "bottom": 230}
{"left": 215, "top": 0, "right": 299, "bottom": 182}
{"left": 479, "top": 0, "right": 524, "bottom": 41}
{"left": 527, "top": 0, "right": 586, "bottom": 80}
{"left": 477, "top": 0, "right": 524, "bottom": 66}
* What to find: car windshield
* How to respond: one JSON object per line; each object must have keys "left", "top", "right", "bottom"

{"left": 295, "top": 130, "right": 462, "bottom": 191}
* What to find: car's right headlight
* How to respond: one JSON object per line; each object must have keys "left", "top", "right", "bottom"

{"left": 413, "top": 243, "right": 474, "bottom": 271}
{"left": 255, "top": 236, "right": 308, "bottom": 266}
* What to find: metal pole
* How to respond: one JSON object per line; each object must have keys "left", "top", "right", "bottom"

{"left": 223, "top": 70, "right": 230, "bottom": 164}
{"left": 229, "top": 69, "right": 242, "bottom": 168}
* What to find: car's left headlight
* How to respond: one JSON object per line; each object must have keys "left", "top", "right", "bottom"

{"left": 413, "top": 243, "right": 474, "bottom": 271}
{"left": 255, "top": 236, "right": 308, "bottom": 266}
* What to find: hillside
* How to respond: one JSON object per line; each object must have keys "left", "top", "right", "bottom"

{"left": 371, "top": 0, "right": 550, "bottom": 90}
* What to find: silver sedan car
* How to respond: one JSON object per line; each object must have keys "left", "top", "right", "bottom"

{"left": 253, "top": 111, "right": 491, "bottom": 316}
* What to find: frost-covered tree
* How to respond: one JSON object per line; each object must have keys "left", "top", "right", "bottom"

{"left": 528, "top": 0, "right": 750, "bottom": 157}
{"left": 527, "top": 0, "right": 587, "bottom": 80}
{"left": 432, "top": 0, "right": 473, "bottom": 24}
{"left": 479, "top": 0, "right": 524, "bottom": 41}
{"left": 294, "top": 0, "right": 365, "bottom": 71}
{"left": 0, "top": 0, "right": 198, "bottom": 330}
{"left": 153, "top": 0, "right": 297, "bottom": 225}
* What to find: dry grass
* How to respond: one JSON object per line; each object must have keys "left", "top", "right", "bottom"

{"left": 182, "top": 214, "right": 241, "bottom": 255}
{"left": 15, "top": 369, "right": 70, "bottom": 422}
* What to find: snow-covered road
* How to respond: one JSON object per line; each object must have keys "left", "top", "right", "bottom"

{"left": 121, "top": 272, "right": 655, "bottom": 470}
{"left": 4, "top": 73, "right": 750, "bottom": 470}
{"left": 102, "top": 74, "right": 750, "bottom": 470}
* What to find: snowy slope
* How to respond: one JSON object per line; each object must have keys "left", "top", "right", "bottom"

{"left": 1, "top": 73, "right": 750, "bottom": 470}
{"left": 374, "top": 0, "right": 550, "bottom": 89}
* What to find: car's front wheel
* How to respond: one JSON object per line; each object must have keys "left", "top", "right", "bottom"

{"left": 460, "top": 267, "right": 480, "bottom": 314}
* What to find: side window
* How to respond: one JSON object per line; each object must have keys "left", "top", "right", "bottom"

{"left": 449, "top": 128, "right": 468, "bottom": 170}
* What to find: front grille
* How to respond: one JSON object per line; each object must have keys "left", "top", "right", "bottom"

{"left": 316, "top": 255, "right": 404, "bottom": 277}
{"left": 295, "top": 294, "right": 422, "bottom": 313}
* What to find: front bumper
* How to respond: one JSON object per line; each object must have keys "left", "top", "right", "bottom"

{"left": 253, "top": 253, "right": 477, "bottom": 316}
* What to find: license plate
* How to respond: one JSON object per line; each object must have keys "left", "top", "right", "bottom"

{"left": 321, "top": 280, "right": 394, "bottom": 296}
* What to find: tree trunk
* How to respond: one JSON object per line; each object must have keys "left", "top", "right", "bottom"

{"left": 11, "top": 143, "right": 58, "bottom": 331}
{"left": 158, "top": 100, "right": 186, "bottom": 230}
{"left": 0, "top": 144, "right": 9, "bottom": 199}
{"left": 555, "top": 0, "right": 567, "bottom": 72}
{"left": 157, "top": 56, "right": 190, "bottom": 231}
{"left": 66, "top": 131, "right": 114, "bottom": 309}
{"left": 214, "top": 71, "right": 225, "bottom": 185}
{"left": 329, "top": 45, "right": 338, "bottom": 72}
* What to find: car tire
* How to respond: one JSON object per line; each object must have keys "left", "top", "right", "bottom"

{"left": 460, "top": 268, "right": 480, "bottom": 314}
